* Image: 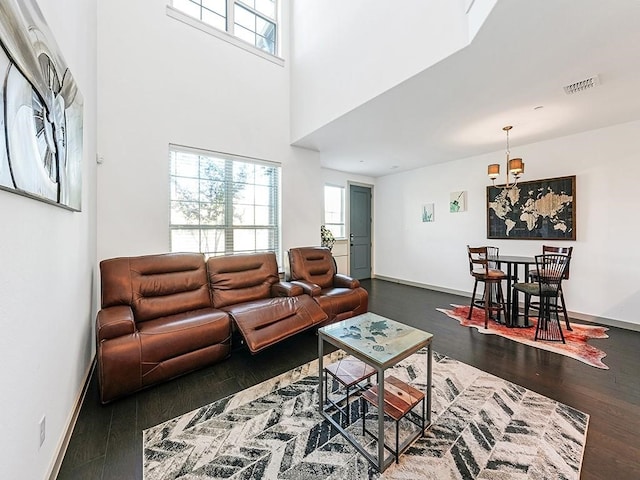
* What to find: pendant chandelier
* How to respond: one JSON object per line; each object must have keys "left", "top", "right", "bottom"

{"left": 488, "top": 125, "right": 524, "bottom": 188}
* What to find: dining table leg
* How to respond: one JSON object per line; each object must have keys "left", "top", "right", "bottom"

{"left": 510, "top": 263, "right": 521, "bottom": 326}
{"left": 506, "top": 263, "right": 513, "bottom": 326}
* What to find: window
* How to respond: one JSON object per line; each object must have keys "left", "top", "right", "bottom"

{"left": 171, "top": 0, "right": 278, "bottom": 55}
{"left": 324, "top": 185, "right": 345, "bottom": 238}
{"left": 169, "top": 146, "right": 281, "bottom": 262}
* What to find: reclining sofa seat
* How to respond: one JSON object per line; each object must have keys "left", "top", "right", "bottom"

{"left": 287, "top": 246, "right": 368, "bottom": 324}
{"left": 96, "top": 253, "right": 230, "bottom": 404}
{"left": 206, "top": 252, "right": 328, "bottom": 353}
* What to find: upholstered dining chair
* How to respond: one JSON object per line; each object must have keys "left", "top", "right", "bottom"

{"left": 467, "top": 246, "right": 509, "bottom": 328}
{"left": 529, "top": 245, "right": 573, "bottom": 330}
{"left": 514, "top": 253, "right": 570, "bottom": 343}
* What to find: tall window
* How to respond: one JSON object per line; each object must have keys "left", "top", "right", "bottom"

{"left": 170, "top": 146, "right": 281, "bottom": 261}
{"left": 171, "top": 0, "right": 278, "bottom": 55}
{"left": 324, "top": 185, "right": 345, "bottom": 238}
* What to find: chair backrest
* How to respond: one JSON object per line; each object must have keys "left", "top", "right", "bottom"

{"left": 467, "top": 246, "right": 489, "bottom": 275}
{"left": 534, "top": 253, "right": 570, "bottom": 296}
{"left": 206, "top": 252, "right": 280, "bottom": 308}
{"left": 288, "top": 247, "right": 336, "bottom": 289}
{"left": 486, "top": 246, "right": 499, "bottom": 269}
{"left": 100, "top": 253, "right": 212, "bottom": 322}
{"left": 542, "top": 245, "right": 573, "bottom": 279}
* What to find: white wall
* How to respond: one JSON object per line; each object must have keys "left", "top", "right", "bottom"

{"left": 374, "top": 120, "right": 640, "bottom": 327}
{"left": 0, "top": 0, "right": 98, "bottom": 478}
{"left": 290, "top": 0, "right": 470, "bottom": 142}
{"left": 97, "top": 1, "right": 324, "bottom": 262}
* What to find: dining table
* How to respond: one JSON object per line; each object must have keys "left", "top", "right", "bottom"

{"left": 489, "top": 254, "right": 536, "bottom": 327}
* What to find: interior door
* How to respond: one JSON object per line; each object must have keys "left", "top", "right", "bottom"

{"left": 349, "top": 184, "right": 372, "bottom": 279}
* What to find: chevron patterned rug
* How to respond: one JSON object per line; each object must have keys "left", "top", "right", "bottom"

{"left": 143, "top": 350, "right": 588, "bottom": 479}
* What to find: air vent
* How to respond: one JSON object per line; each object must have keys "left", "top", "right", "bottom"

{"left": 563, "top": 75, "right": 600, "bottom": 95}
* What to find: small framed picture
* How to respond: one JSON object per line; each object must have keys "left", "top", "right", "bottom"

{"left": 450, "top": 191, "right": 466, "bottom": 213}
{"left": 422, "top": 203, "right": 435, "bottom": 222}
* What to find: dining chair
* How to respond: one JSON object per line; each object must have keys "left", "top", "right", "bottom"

{"left": 529, "top": 245, "right": 573, "bottom": 330}
{"left": 467, "top": 246, "right": 509, "bottom": 328}
{"left": 514, "top": 254, "right": 570, "bottom": 342}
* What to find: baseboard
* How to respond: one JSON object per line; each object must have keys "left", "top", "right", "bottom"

{"left": 373, "top": 274, "right": 471, "bottom": 298}
{"left": 47, "top": 358, "right": 96, "bottom": 480}
{"left": 565, "top": 311, "right": 640, "bottom": 331}
{"left": 372, "top": 274, "right": 640, "bottom": 332}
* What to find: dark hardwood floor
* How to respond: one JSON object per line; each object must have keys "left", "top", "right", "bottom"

{"left": 57, "top": 279, "right": 640, "bottom": 479}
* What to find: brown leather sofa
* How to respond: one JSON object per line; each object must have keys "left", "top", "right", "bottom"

{"left": 97, "top": 253, "right": 230, "bottom": 404}
{"left": 96, "top": 252, "right": 327, "bottom": 403}
{"left": 287, "top": 246, "right": 368, "bottom": 324}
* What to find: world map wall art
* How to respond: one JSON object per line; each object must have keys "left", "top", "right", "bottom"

{"left": 487, "top": 175, "right": 575, "bottom": 240}
{"left": 0, "top": 0, "right": 83, "bottom": 211}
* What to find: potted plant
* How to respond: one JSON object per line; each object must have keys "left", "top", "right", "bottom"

{"left": 320, "top": 225, "right": 335, "bottom": 251}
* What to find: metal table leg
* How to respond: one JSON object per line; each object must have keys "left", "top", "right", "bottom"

{"left": 427, "top": 343, "right": 432, "bottom": 426}
{"left": 377, "top": 366, "right": 385, "bottom": 471}
{"left": 505, "top": 262, "right": 513, "bottom": 326}
{"left": 318, "top": 334, "right": 324, "bottom": 413}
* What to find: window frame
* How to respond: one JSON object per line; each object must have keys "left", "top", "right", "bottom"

{"left": 167, "top": 0, "right": 282, "bottom": 63}
{"left": 169, "top": 144, "right": 282, "bottom": 263}
{"left": 323, "top": 184, "right": 346, "bottom": 240}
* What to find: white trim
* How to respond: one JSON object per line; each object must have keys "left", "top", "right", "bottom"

{"left": 47, "top": 360, "right": 95, "bottom": 480}
{"left": 166, "top": 6, "right": 285, "bottom": 67}
{"left": 169, "top": 143, "right": 281, "bottom": 168}
{"left": 374, "top": 274, "right": 470, "bottom": 297}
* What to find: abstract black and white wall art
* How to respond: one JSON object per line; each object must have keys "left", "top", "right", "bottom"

{"left": 0, "top": 0, "right": 83, "bottom": 211}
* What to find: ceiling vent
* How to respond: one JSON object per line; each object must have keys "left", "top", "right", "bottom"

{"left": 563, "top": 75, "right": 600, "bottom": 95}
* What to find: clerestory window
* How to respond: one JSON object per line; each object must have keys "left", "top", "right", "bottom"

{"left": 169, "top": 145, "right": 281, "bottom": 263}
{"left": 170, "top": 0, "right": 278, "bottom": 55}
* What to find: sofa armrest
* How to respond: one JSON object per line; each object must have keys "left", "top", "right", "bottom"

{"left": 97, "top": 306, "right": 136, "bottom": 342}
{"left": 334, "top": 274, "right": 360, "bottom": 289}
{"left": 291, "top": 280, "right": 322, "bottom": 297}
{"left": 271, "top": 281, "right": 304, "bottom": 297}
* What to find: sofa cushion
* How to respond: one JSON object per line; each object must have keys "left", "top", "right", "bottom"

{"left": 288, "top": 247, "right": 336, "bottom": 289}
{"left": 225, "top": 296, "right": 327, "bottom": 353}
{"left": 100, "top": 253, "right": 212, "bottom": 322}
{"left": 207, "top": 253, "right": 279, "bottom": 308}
{"left": 137, "top": 308, "right": 230, "bottom": 372}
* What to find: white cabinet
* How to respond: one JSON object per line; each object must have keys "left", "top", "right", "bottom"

{"left": 332, "top": 239, "right": 349, "bottom": 275}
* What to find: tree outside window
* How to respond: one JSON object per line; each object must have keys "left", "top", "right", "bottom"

{"left": 170, "top": 147, "right": 281, "bottom": 262}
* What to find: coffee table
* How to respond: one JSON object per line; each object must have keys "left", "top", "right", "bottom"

{"left": 318, "top": 312, "right": 433, "bottom": 472}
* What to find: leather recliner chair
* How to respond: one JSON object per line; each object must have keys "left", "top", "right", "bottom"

{"left": 206, "top": 252, "right": 327, "bottom": 353}
{"left": 97, "top": 253, "right": 231, "bottom": 403}
{"left": 287, "top": 246, "right": 368, "bottom": 324}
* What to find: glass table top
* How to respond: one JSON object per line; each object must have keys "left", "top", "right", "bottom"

{"left": 319, "top": 312, "right": 433, "bottom": 368}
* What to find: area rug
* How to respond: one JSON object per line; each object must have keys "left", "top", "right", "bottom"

{"left": 437, "top": 304, "right": 609, "bottom": 369}
{"left": 143, "top": 349, "right": 589, "bottom": 479}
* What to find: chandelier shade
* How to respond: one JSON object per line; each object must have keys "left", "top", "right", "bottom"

{"left": 488, "top": 126, "right": 524, "bottom": 188}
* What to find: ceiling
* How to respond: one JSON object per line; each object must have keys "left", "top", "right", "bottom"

{"left": 292, "top": 0, "right": 640, "bottom": 178}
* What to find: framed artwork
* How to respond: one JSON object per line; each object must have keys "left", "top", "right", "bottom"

{"left": 422, "top": 203, "right": 435, "bottom": 222}
{"left": 487, "top": 175, "right": 576, "bottom": 240}
{"left": 0, "top": 0, "right": 83, "bottom": 211}
{"left": 450, "top": 191, "right": 466, "bottom": 212}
